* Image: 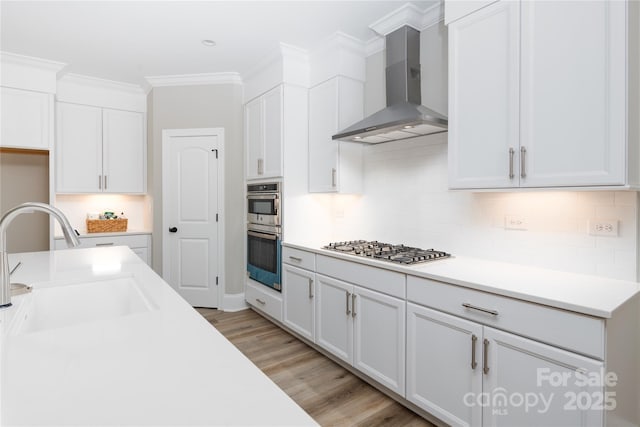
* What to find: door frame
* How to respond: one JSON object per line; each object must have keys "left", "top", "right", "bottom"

{"left": 161, "top": 128, "right": 225, "bottom": 308}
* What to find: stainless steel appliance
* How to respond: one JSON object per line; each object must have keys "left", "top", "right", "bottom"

{"left": 323, "top": 240, "right": 450, "bottom": 265}
{"left": 247, "top": 182, "right": 282, "bottom": 291}
{"left": 247, "top": 182, "right": 280, "bottom": 227}
{"left": 332, "top": 26, "right": 447, "bottom": 144}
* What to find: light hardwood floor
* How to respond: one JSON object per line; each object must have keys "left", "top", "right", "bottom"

{"left": 196, "top": 307, "right": 435, "bottom": 427}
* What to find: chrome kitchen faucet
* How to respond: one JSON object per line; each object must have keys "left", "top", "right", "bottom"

{"left": 0, "top": 202, "right": 80, "bottom": 308}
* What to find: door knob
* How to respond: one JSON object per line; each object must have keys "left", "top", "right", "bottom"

{"left": 169, "top": 227, "right": 178, "bottom": 233}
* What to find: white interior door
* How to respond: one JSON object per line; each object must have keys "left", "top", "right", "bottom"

{"left": 163, "top": 129, "right": 223, "bottom": 308}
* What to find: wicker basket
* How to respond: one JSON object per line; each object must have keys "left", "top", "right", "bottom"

{"left": 86, "top": 218, "right": 128, "bottom": 233}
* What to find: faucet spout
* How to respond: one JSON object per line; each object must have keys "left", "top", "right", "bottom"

{"left": 0, "top": 202, "right": 80, "bottom": 308}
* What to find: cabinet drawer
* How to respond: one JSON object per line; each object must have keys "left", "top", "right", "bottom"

{"left": 407, "top": 276, "right": 605, "bottom": 359}
{"left": 245, "top": 280, "right": 283, "bottom": 322}
{"left": 282, "top": 246, "right": 315, "bottom": 271}
{"left": 316, "top": 255, "right": 405, "bottom": 299}
{"left": 55, "top": 234, "right": 150, "bottom": 250}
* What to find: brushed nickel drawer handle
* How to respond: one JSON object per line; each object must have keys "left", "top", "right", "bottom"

{"left": 508, "top": 147, "right": 515, "bottom": 179}
{"left": 520, "top": 146, "right": 527, "bottom": 178}
{"left": 255, "top": 298, "right": 266, "bottom": 305}
{"left": 95, "top": 242, "right": 114, "bottom": 247}
{"left": 346, "top": 291, "right": 350, "bottom": 315}
{"left": 289, "top": 256, "right": 302, "bottom": 262}
{"left": 483, "top": 339, "right": 490, "bottom": 375}
{"left": 462, "top": 303, "right": 498, "bottom": 316}
{"left": 471, "top": 334, "right": 478, "bottom": 370}
{"left": 331, "top": 168, "right": 337, "bottom": 187}
{"left": 351, "top": 294, "right": 357, "bottom": 318}
{"left": 308, "top": 279, "right": 314, "bottom": 299}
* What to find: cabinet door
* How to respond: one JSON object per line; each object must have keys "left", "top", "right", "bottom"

{"left": 102, "top": 109, "right": 145, "bottom": 193}
{"left": 56, "top": 102, "right": 103, "bottom": 193}
{"left": 262, "top": 86, "right": 283, "bottom": 178}
{"left": 407, "top": 303, "right": 483, "bottom": 427}
{"left": 308, "top": 78, "right": 339, "bottom": 192}
{"left": 483, "top": 327, "right": 604, "bottom": 427}
{"left": 353, "top": 286, "right": 405, "bottom": 396}
{"left": 448, "top": 0, "right": 520, "bottom": 189}
{"left": 283, "top": 264, "right": 315, "bottom": 341}
{"left": 1, "top": 87, "right": 51, "bottom": 150}
{"left": 245, "top": 97, "right": 263, "bottom": 180}
{"left": 315, "top": 274, "right": 353, "bottom": 365}
{"left": 520, "top": 1, "right": 626, "bottom": 187}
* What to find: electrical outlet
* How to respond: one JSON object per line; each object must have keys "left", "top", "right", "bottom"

{"left": 505, "top": 215, "right": 527, "bottom": 230}
{"left": 588, "top": 219, "right": 619, "bottom": 236}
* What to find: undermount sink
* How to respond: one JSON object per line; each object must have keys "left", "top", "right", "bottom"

{"left": 11, "top": 276, "right": 154, "bottom": 335}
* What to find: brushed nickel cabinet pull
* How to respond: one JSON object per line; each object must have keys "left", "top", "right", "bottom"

{"left": 308, "top": 279, "right": 314, "bottom": 299}
{"left": 95, "top": 242, "right": 114, "bottom": 247}
{"left": 99, "top": 175, "right": 102, "bottom": 189}
{"left": 351, "top": 293, "right": 357, "bottom": 318}
{"left": 462, "top": 303, "right": 499, "bottom": 316}
{"left": 258, "top": 158, "right": 264, "bottom": 175}
{"left": 331, "top": 168, "right": 337, "bottom": 187}
{"left": 256, "top": 298, "right": 266, "bottom": 305}
{"left": 471, "top": 334, "right": 478, "bottom": 370}
{"left": 289, "top": 256, "right": 302, "bottom": 262}
{"left": 508, "top": 147, "right": 515, "bottom": 179}
{"left": 520, "top": 146, "right": 527, "bottom": 178}
{"left": 483, "top": 339, "right": 490, "bottom": 375}
{"left": 104, "top": 175, "right": 108, "bottom": 189}
{"left": 346, "top": 291, "right": 351, "bottom": 315}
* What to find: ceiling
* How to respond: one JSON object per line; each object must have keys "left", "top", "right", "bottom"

{"left": 0, "top": 1, "right": 438, "bottom": 88}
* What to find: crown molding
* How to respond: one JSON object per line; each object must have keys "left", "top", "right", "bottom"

{"left": 369, "top": 1, "right": 444, "bottom": 36}
{"left": 365, "top": 37, "right": 385, "bottom": 57}
{"left": 242, "top": 42, "right": 308, "bottom": 84}
{"left": 0, "top": 51, "right": 66, "bottom": 72}
{"left": 59, "top": 73, "right": 146, "bottom": 94}
{"left": 312, "top": 31, "right": 366, "bottom": 56}
{"left": 145, "top": 72, "right": 243, "bottom": 88}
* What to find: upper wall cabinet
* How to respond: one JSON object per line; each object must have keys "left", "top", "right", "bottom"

{"left": 308, "top": 76, "right": 364, "bottom": 193}
{"left": 56, "top": 102, "right": 145, "bottom": 194}
{"left": 448, "top": 0, "right": 637, "bottom": 190}
{"left": 0, "top": 87, "right": 52, "bottom": 150}
{"left": 245, "top": 85, "right": 283, "bottom": 180}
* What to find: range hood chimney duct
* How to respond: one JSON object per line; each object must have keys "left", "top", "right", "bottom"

{"left": 332, "top": 25, "right": 447, "bottom": 144}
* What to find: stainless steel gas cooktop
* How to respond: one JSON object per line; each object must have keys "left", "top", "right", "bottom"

{"left": 323, "top": 240, "right": 450, "bottom": 265}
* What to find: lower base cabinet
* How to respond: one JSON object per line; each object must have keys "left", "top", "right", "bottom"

{"left": 407, "top": 303, "right": 604, "bottom": 427}
{"left": 54, "top": 233, "right": 151, "bottom": 265}
{"left": 282, "top": 264, "right": 315, "bottom": 341}
{"left": 316, "top": 273, "right": 405, "bottom": 396}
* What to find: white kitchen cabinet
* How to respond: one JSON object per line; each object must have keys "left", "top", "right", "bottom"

{"left": 54, "top": 233, "right": 151, "bottom": 265}
{"left": 308, "top": 76, "right": 363, "bottom": 193}
{"left": 245, "top": 85, "right": 283, "bottom": 180}
{"left": 407, "top": 303, "right": 604, "bottom": 427}
{"left": 56, "top": 102, "right": 145, "bottom": 194}
{"left": 448, "top": 0, "right": 629, "bottom": 189}
{"left": 1, "top": 87, "right": 53, "bottom": 150}
{"left": 407, "top": 303, "right": 483, "bottom": 427}
{"left": 282, "top": 263, "right": 315, "bottom": 341}
{"left": 316, "top": 273, "right": 405, "bottom": 396}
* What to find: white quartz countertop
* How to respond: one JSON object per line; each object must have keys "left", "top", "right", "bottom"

{"left": 0, "top": 246, "right": 317, "bottom": 426}
{"left": 283, "top": 242, "right": 640, "bottom": 319}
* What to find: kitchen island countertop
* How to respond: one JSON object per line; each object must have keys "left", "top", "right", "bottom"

{"left": 1, "top": 246, "right": 317, "bottom": 426}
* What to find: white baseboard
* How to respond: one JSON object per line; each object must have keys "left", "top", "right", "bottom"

{"left": 222, "top": 292, "right": 249, "bottom": 312}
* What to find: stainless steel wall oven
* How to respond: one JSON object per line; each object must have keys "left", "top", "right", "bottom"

{"left": 247, "top": 182, "right": 281, "bottom": 291}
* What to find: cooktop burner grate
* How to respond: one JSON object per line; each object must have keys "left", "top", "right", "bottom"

{"left": 323, "top": 240, "right": 450, "bottom": 265}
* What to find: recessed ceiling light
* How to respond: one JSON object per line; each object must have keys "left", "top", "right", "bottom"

{"left": 202, "top": 39, "right": 216, "bottom": 47}
{"left": 403, "top": 125, "right": 414, "bottom": 129}
{"left": 353, "top": 136, "right": 362, "bottom": 140}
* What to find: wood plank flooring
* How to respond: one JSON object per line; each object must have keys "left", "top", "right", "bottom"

{"left": 196, "top": 307, "right": 435, "bottom": 427}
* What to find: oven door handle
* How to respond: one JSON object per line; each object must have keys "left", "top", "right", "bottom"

{"left": 247, "top": 230, "right": 278, "bottom": 241}
{"left": 247, "top": 194, "right": 279, "bottom": 200}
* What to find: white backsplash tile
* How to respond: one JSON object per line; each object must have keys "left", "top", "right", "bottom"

{"left": 329, "top": 136, "right": 638, "bottom": 281}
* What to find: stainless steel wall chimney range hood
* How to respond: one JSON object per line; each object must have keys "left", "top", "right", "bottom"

{"left": 332, "top": 25, "right": 447, "bottom": 144}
